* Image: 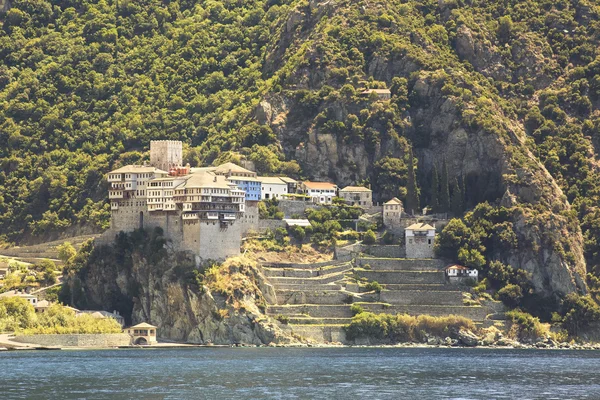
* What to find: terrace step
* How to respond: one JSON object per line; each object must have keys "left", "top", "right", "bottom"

{"left": 381, "top": 284, "right": 461, "bottom": 291}
{"left": 271, "top": 283, "right": 343, "bottom": 291}
{"left": 286, "top": 317, "right": 352, "bottom": 325}
{"left": 356, "top": 257, "right": 444, "bottom": 271}
{"left": 268, "top": 270, "right": 350, "bottom": 286}
{"left": 378, "top": 290, "right": 464, "bottom": 306}
{"left": 268, "top": 303, "right": 492, "bottom": 321}
{"left": 276, "top": 290, "right": 353, "bottom": 305}
{"left": 263, "top": 263, "right": 352, "bottom": 278}
{"left": 355, "top": 270, "right": 446, "bottom": 285}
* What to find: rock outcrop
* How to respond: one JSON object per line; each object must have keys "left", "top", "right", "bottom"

{"left": 68, "top": 243, "right": 298, "bottom": 345}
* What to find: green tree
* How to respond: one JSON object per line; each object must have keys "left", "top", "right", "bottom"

{"left": 430, "top": 164, "right": 439, "bottom": 213}
{"left": 363, "top": 229, "right": 376, "bottom": 245}
{"left": 405, "top": 148, "right": 420, "bottom": 215}
{"left": 57, "top": 242, "right": 77, "bottom": 265}
{"left": 439, "top": 159, "right": 450, "bottom": 213}
{"left": 451, "top": 176, "right": 464, "bottom": 216}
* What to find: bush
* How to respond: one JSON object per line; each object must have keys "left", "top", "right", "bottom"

{"left": 350, "top": 304, "right": 364, "bottom": 316}
{"left": 382, "top": 231, "right": 394, "bottom": 244}
{"left": 560, "top": 294, "right": 600, "bottom": 336}
{"left": 506, "top": 310, "right": 548, "bottom": 342}
{"left": 275, "top": 315, "right": 290, "bottom": 324}
{"left": 345, "top": 312, "right": 475, "bottom": 343}
{"left": 363, "top": 229, "right": 376, "bottom": 245}
{"left": 498, "top": 284, "right": 523, "bottom": 307}
{"left": 364, "top": 281, "right": 383, "bottom": 293}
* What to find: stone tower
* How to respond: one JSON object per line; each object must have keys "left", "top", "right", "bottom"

{"left": 150, "top": 140, "right": 182, "bottom": 172}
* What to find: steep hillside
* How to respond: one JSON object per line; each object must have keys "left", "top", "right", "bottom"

{"left": 2, "top": 1, "right": 600, "bottom": 305}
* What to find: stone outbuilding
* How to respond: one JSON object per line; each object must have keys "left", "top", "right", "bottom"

{"left": 126, "top": 322, "right": 158, "bottom": 345}
{"left": 361, "top": 88, "right": 391, "bottom": 100}
{"left": 405, "top": 223, "right": 436, "bottom": 259}
{"left": 339, "top": 186, "right": 372, "bottom": 207}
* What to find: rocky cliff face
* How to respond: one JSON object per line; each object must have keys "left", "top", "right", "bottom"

{"left": 69, "top": 243, "right": 298, "bottom": 345}
{"left": 251, "top": 1, "right": 590, "bottom": 298}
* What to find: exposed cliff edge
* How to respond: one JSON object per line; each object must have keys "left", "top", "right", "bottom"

{"left": 62, "top": 230, "right": 298, "bottom": 345}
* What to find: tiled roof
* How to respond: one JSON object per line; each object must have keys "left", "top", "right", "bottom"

{"left": 213, "top": 162, "right": 255, "bottom": 175}
{"left": 109, "top": 165, "right": 168, "bottom": 175}
{"left": 302, "top": 181, "right": 337, "bottom": 190}
{"left": 385, "top": 197, "right": 402, "bottom": 205}
{"left": 406, "top": 223, "right": 435, "bottom": 231}
{"left": 258, "top": 177, "right": 287, "bottom": 185}
{"left": 340, "top": 186, "right": 371, "bottom": 192}
{"left": 130, "top": 322, "right": 157, "bottom": 329}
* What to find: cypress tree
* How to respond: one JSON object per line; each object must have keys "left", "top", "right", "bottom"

{"left": 406, "top": 147, "right": 420, "bottom": 215}
{"left": 451, "top": 177, "right": 462, "bottom": 216}
{"left": 430, "top": 164, "right": 439, "bottom": 213}
{"left": 439, "top": 158, "right": 450, "bottom": 213}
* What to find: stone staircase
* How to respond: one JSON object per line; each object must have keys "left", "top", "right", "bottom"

{"left": 262, "top": 255, "right": 501, "bottom": 343}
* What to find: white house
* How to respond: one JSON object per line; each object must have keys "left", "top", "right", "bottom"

{"left": 383, "top": 197, "right": 404, "bottom": 228}
{"left": 445, "top": 264, "right": 479, "bottom": 283}
{"left": 299, "top": 181, "right": 338, "bottom": 204}
{"left": 258, "top": 177, "right": 288, "bottom": 200}
{"left": 405, "top": 223, "right": 436, "bottom": 259}
{"left": 0, "top": 290, "right": 38, "bottom": 306}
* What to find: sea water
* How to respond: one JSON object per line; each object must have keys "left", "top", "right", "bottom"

{"left": 2, "top": 347, "right": 600, "bottom": 399}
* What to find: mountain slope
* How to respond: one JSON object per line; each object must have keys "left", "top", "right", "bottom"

{"left": 1, "top": 0, "right": 600, "bottom": 305}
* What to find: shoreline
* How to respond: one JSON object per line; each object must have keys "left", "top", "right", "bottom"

{"left": 2, "top": 341, "right": 600, "bottom": 352}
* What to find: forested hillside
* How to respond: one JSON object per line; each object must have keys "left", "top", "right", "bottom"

{"left": 2, "top": 0, "right": 600, "bottom": 309}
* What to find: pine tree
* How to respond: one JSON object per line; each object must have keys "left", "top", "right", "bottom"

{"left": 430, "top": 164, "right": 439, "bottom": 213}
{"left": 406, "top": 148, "right": 420, "bottom": 215}
{"left": 439, "top": 158, "right": 450, "bottom": 213}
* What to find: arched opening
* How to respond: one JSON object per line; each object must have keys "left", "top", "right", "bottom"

{"left": 135, "top": 337, "right": 148, "bottom": 345}
{"left": 139, "top": 211, "right": 144, "bottom": 229}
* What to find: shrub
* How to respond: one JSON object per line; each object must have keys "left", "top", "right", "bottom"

{"left": 498, "top": 284, "right": 523, "bottom": 307}
{"left": 382, "top": 231, "right": 394, "bottom": 244}
{"left": 350, "top": 304, "right": 364, "bottom": 316}
{"left": 363, "top": 229, "right": 376, "bottom": 245}
{"left": 506, "top": 310, "right": 548, "bottom": 342}
{"left": 560, "top": 294, "right": 600, "bottom": 336}
{"left": 364, "top": 281, "right": 383, "bottom": 293}
{"left": 345, "top": 312, "right": 476, "bottom": 343}
{"left": 275, "top": 315, "right": 289, "bottom": 324}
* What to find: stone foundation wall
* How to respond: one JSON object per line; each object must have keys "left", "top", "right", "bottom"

{"left": 278, "top": 199, "right": 317, "bottom": 218}
{"left": 363, "top": 245, "right": 406, "bottom": 258}
{"left": 13, "top": 333, "right": 131, "bottom": 347}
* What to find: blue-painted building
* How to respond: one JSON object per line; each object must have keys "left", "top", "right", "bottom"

{"left": 229, "top": 177, "right": 261, "bottom": 201}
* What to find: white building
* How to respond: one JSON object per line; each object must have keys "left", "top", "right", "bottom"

{"left": 361, "top": 88, "right": 391, "bottom": 100}
{"left": 383, "top": 197, "right": 404, "bottom": 228}
{"left": 126, "top": 322, "right": 158, "bottom": 345}
{"left": 258, "top": 177, "right": 288, "bottom": 200}
{"left": 107, "top": 165, "right": 168, "bottom": 214}
{"left": 0, "top": 290, "right": 38, "bottom": 306}
{"left": 405, "top": 223, "right": 436, "bottom": 259}
{"left": 445, "top": 264, "right": 479, "bottom": 283}
{"left": 298, "top": 181, "right": 338, "bottom": 204}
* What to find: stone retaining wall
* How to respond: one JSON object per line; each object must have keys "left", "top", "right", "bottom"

{"left": 277, "top": 291, "right": 351, "bottom": 305}
{"left": 13, "top": 333, "right": 131, "bottom": 347}
{"left": 278, "top": 200, "right": 318, "bottom": 218}
{"left": 290, "top": 325, "right": 347, "bottom": 343}
{"left": 363, "top": 245, "right": 406, "bottom": 258}
{"left": 356, "top": 270, "right": 446, "bottom": 284}
{"left": 379, "top": 290, "right": 464, "bottom": 306}
{"left": 357, "top": 258, "right": 444, "bottom": 271}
